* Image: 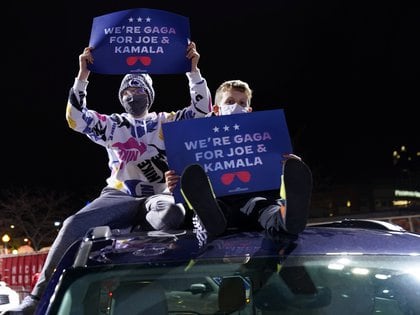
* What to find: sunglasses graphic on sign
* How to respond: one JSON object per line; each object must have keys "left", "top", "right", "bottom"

{"left": 126, "top": 56, "right": 152, "bottom": 66}
{"left": 220, "top": 171, "right": 251, "bottom": 185}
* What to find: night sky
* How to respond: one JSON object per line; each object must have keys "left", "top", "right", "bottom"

{"left": 4, "top": 1, "right": 419, "bottom": 194}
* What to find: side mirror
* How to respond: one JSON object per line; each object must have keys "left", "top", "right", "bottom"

{"left": 190, "top": 283, "right": 207, "bottom": 294}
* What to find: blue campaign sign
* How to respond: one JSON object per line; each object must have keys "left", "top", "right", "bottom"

{"left": 163, "top": 109, "right": 293, "bottom": 203}
{"left": 88, "top": 8, "right": 190, "bottom": 75}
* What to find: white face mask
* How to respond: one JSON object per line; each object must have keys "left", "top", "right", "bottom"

{"left": 219, "top": 104, "right": 249, "bottom": 116}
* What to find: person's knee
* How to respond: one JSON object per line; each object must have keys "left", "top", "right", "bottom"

{"left": 146, "top": 204, "right": 186, "bottom": 230}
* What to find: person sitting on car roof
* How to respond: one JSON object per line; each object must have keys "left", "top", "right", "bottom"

{"left": 165, "top": 79, "right": 313, "bottom": 242}
{"left": 6, "top": 41, "right": 212, "bottom": 315}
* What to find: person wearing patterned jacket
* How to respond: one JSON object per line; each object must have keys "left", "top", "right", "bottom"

{"left": 7, "top": 41, "right": 211, "bottom": 315}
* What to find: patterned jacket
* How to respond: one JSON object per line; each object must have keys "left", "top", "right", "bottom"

{"left": 66, "top": 71, "right": 211, "bottom": 197}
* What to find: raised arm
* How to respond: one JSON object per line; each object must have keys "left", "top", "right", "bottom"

{"left": 187, "top": 41, "right": 200, "bottom": 73}
{"left": 77, "top": 47, "right": 94, "bottom": 81}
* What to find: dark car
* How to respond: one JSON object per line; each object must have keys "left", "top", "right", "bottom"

{"left": 35, "top": 219, "right": 420, "bottom": 315}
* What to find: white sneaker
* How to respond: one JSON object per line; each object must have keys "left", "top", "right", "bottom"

{"left": 4, "top": 295, "right": 39, "bottom": 315}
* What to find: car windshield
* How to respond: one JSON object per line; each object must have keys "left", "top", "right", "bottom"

{"left": 49, "top": 253, "right": 420, "bottom": 315}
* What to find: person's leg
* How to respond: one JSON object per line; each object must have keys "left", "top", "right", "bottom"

{"left": 144, "top": 193, "right": 186, "bottom": 231}
{"left": 239, "top": 194, "right": 281, "bottom": 233}
{"left": 278, "top": 158, "right": 312, "bottom": 234}
{"left": 240, "top": 158, "right": 312, "bottom": 235}
{"left": 180, "top": 164, "right": 227, "bottom": 236}
{"left": 8, "top": 187, "right": 143, "bottom": 315}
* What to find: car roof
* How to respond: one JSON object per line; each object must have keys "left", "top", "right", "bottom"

{"left": 76, "top": 221, "right": 420, "bottom": 268}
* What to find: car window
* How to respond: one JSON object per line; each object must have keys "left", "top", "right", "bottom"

{"left": 47, "top": 254, "right": 420, "bottom": 315}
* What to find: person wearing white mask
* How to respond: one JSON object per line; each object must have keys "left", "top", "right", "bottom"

{"left": 210, "top": 79, "right": 253, "bottom": 116}
{"left": 165, "top": 79, "right": 313, "bottom": 240}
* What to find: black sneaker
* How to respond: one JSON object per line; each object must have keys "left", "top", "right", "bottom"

{"left": 180, "top": 164, "right": 227, "bottom": 236}
{"left": 281, "top": 158, "right": 313, "bottom": 235}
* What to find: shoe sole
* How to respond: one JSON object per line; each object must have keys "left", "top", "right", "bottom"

{"left": 180, "top": 164, "right": 227, "bottom": 236}
{"left": 282, "top": 158, "right": 313, "bottom": 234}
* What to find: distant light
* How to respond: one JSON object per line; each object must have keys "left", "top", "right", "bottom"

{"left": 10, "top": 225, "right": 15, "bottom": 229}
{"left": 393, "top": 200, "right": 410, "bottom": 206}
{"left": 346, "top": 200, "right": 351, "bottom": 207}
{"left": 328, "top": 263, "right": 344, "bottom": 270}
{"left": 54, "top": 221, "right": 61, "bottom": 227}
{"left": 337, "top": 258, "right": 351, "bottom": 265}
{"left": 375, "top": 273, "right": 390, "bottom": 280}
{"left": 351, "top": 267, "right": 369, "bottom": 275}
{"left": 395, "top": 190, "right": 420, "bottom": 199}
{"left": 326, "top": 252, "right": 363, "bottom": 255}
{"left": 408, "top": 268, "right": 420, "bottom": 281}
{"left": 2, "top": 234, "right": 10, "bottom": 243}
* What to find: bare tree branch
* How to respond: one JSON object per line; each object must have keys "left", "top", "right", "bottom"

{"left": 0, "top": 186, "right": 78, "bottom": 251}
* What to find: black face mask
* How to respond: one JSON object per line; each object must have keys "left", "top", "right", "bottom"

{"left": 121, "top": 93, "right": 149, "bottom": 117}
